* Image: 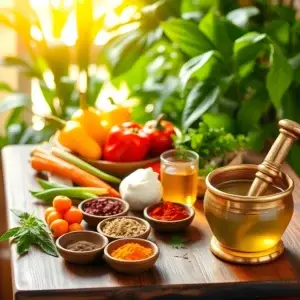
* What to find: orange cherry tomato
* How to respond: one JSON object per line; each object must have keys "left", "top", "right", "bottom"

{"left": 63, "top": 207, "right": 83, "bottom": 225}
{"left": 47, "top": 211, "right": 63, "bottom": 225}
{"left": 50, "top": 219, "right": 69, "bottom": 238}
{"left": 44, "top": 207, "right": 56, "bottom": 221}
{"left": 69, "top": 223, "right": 84, "bottom": 232}
{"left": 53, "top": 196, "right": 72, "bottom": 212}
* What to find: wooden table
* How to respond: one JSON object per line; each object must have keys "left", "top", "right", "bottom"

{"left": 3, "top": 145, "right": 300, "bottom": 300}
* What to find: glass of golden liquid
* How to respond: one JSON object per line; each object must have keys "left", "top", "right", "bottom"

{"left": 161, "top": 149, "right": 199, "bottom": 206}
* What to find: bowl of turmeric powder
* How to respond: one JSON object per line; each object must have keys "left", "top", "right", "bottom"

{"left": 104, "top": 238, "right": 159, "bottom": 274}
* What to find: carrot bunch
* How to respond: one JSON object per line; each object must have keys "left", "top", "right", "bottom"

{"left": 30, "top": 148, "right": 120, "bottom": 197}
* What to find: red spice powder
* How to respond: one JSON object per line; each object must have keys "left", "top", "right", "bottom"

{"left": 149, "top": 202, "right": 190, "bottom": 221}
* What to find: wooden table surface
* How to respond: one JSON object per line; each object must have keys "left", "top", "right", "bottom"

{"left": 3, "top": 145, "right": 300, "bottom": 300}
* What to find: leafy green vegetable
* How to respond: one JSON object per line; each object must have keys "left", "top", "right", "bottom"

{"left": 0, "top": 210, "right": 58, "bottom": 257}
{"left": 233, "top": 32, "right": 266, "bottom": 66}
{"left": 199, "top": 8, "right": 232, "bottom": 56}
{"left": 175, "top": 122, "right": 249, "bottom": 175}
{"left": 162, "top": 18, "right": 214, "bottom": 57}
{"left": 226, "top": 7, "right": 260, "bottom": 28}
{"left": 266, "top": 44, "right": 293, "bottom": 109}
{"left": 179, "top": 50, "right": 221, "bottom": 90}
{"left": 181, "top": 82, "right": 221, "bottom": 131}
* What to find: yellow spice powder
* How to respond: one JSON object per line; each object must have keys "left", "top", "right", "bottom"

{"left": 111, "top": 243, "right": 153, "bottom": 260}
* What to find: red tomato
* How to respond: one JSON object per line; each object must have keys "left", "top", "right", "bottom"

{"left": 143, "top": 115, "right": 176, "bottom": 156}
{"left": 103, "top": 122, "right": 150, "bottom": 162}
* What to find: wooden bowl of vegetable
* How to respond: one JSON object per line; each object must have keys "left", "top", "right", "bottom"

{"left": 143, "top": 203, "right": 195, "bottom": 232}
{"left": 97, "top": 216, "right": 151, "bottom": 241}
{"left": 87, "top": 157, "right": 160, "bottom": 178}
{"left": 78, "top": 197, "right": 129, "bottom": 227}
{"left": 104, "top": 238, "right": 159, "bottom": 274}
{"left": 56, "top": 231, "right": 109, "bottom": 264}
{"left": 51, "top": 131, "right": 160, "bottom": 178}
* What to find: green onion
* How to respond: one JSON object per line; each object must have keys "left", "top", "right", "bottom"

{"left": 51, "top": 147, "right": 121, "bottom": 184}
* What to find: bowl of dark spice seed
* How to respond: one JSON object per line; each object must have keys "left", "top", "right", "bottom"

{"left": 78, "top": 197, "right": 130, "bottom": 227}
{"left": 97, "top": 216, "right": 151, "bottom": 241}
{"left": 56, "top": 231, "right": 109, "bottom": 264}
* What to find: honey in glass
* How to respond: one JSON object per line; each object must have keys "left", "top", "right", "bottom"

{"left": 160, "top": 150, "right": 199, "bottom": 206}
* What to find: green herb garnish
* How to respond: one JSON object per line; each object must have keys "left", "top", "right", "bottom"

{"left": 170, "top": 235, "right": 186, "bottom": 249}
{"left": 0, "top": 209, "right": 58, "bottom": 257}
{"left": 174, "top": 122, "right": 249, "bottom": 176}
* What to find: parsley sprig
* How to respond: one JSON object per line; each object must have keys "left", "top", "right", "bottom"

{"left": 174, "top": 122, "right": 249, "bottom": 176}
{"left": 0, "top": 209, "right": 58, "bottom": 257}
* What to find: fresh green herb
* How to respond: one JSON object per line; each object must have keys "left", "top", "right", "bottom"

{"left": 169, "top": 235, "right": 186, "bottom": 249}
{"left": 174, "top": 122, "right": 249, "bottom": 176}
{"left": 0, "top": 209, "right": 58, "bottom": 257}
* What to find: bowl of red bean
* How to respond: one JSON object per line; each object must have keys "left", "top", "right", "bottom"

{"left": 78, "top": 197, "right": 130, "bottom": 227}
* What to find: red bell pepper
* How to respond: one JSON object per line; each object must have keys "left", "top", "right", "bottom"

{"left": 103, "top": 122, "right": 150, "bottom": 162}
{"left": 143, "top": 115, "right": 176, "bottom": 156}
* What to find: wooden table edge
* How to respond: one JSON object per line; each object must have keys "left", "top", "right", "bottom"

{"left": 13, "top": 280, "right": 300, "bottom": 299}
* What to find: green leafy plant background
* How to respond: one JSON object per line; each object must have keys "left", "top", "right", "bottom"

{"left": 1, "top": 0, "right": 300, "bottom": 172}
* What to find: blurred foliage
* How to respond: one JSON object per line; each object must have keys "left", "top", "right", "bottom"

{"left": 103, "top": 0, "right": 300, "bottom": 173}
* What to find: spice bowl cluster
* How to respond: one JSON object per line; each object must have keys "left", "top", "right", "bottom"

{"left": 54, "top": 195, "right": 194, "bottom": 274}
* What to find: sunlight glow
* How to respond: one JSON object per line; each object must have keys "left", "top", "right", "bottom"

{"left": 32, "top": 116, "right": 46, "bottom": 131}
{"left": 61, "top": 13, "right": 77, "bottom": 46}
{"left": 43, "top": 71, "right": 55, "bottom": 90}
{"left": 105, "top": 11, "right": 120, "bottom": 28}
{"left": 29, "top": 0, "right": 134, "bottom": 116}
{"left": 31, "top": 79, "right": 51, "bottom": 117}
{"left": 50, "top": 0, "right": 73, "bottom": 8}
{"left": 120, "top": 6, "right": 137, "bottom": 23}
{"left": 30, "top": 0, "right": 46, "bottom": 8}
{"left": 30, "top": 26, "right": 43, "bottom": 41}
{"left": 95, "top": 31, "right": 110, "bottom": 46}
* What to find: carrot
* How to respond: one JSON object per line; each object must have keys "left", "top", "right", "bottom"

{"left": 30, "top": 155, "right": 120, "bottom": 197}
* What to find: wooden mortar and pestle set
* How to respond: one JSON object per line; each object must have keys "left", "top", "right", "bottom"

{"left": 204, "top": 119, "right": 300, "bottom": 264}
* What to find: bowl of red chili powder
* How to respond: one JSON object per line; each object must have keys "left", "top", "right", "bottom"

{"left": 143, "top": 202, "right": 195, "bottom": 232}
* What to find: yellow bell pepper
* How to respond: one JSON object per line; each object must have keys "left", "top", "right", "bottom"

{"left": 102, "top": 98, "right": 131, "bottom": 130}
{"left": 71, "top": 93, "right": 109, "bottom": 146}
{"left": 58, "top": 121, "right": 102, "bottom": 160}
{"left": 47, "top": 116, "right": 102, "bottom": 160}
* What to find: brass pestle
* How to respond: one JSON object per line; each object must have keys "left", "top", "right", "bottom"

{"left": 248, "top": 119, "right": 300, "bottom": 197}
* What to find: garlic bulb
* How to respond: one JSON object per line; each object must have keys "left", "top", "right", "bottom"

{"left": 119, "top": 168, "right": 162, "bottom": 211}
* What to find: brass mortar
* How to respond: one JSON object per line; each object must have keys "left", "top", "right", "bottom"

{"left": 204, "top": 164, "right": 294, "bottom": 264}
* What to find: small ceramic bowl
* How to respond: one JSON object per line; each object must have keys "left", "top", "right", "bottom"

{"left": 104, "top": 238, "right": 159, "bottom": 274}
{"left": 143, "top": 203, "right": 195, "bottom": 232}
{"left": 78, "top": 197, "right": 130, "bottom": 227}
{"left": 56, "top": 231, "right": 109, "bottom": 264}
{"left": 97, "top": 216, "right": 151, "bottom": 241}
